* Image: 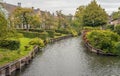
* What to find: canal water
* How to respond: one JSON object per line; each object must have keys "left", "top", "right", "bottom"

{"left": 16, "top": 37, "right": 120, "bottom": 76}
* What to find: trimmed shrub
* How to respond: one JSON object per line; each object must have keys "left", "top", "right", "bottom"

{"left": 29, "top": 29, "right": 44, "bottom": 32}
{"left": 55, "top": 33, "right": 62, "bottom": 36}
{"left": 29, "top": 38, "right": 44, "bottom": 47}
{"left": 55, "top": 29, "right": 70, "bottom": 34}
{"left": 0, "top": 39, "right": 20, "bottom": 50}
{"left": 115, "top": 24, "right": 120, "bottom": 35}
{"left": 86, "top": 30, "right": 120, "bottom": 53}
{"left": 19, "top": 31, "right": 49, "bottom": 39}
{"left": 19, "top": 31, "right": 39, "bottom": 38}
{"left": 70, "top": 29, "right": 78, "bottom": 37}
{"left": 46, "top": 30, "right": 55, "bottom": 38}
{"left": 113, "top": 42, "right": 120, "bottom": 55}
{"left": 17, "top": 29, "right": 44, "bottom": 33}
{"left": 106, "top": 24, "right": 114, "bottom": 31}
{"left": 83, "top": 26, "right": 101, "bottom": 31}
{"left": 39, "top": 31, "right": 49, "bottom": 39}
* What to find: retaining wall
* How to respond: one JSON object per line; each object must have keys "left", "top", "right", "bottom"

{"left": 0, "top": 35, "right": 73, "bottom": 76}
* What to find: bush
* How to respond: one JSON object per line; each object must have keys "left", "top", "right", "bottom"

{"left": 39, "top": 31, "right": 49, "bottom": 39}
{"left": 86, "top": 30, "right": 120, "bottom": 53}
{"left": 19, "top": 31, "right": 39, "bottom": 38}
{"left": 19, "top": 31, "right": 49, "bottom": 39}
{"left": 114, "top": 24, "right": 120, "bottom": 35}
{"left": 17, "top": 29, "right": 44, "bottom": 33}
{"left": 55, "top": 33, "right": 62, "bottom": 36}
{"left": 29, "top": 38, "right": 44, "bottom": 47}
{"left": 0, "top": 39, "right": 20, "bottom": 50}
{"left": 114, "top": 42, "right": 120, "bottom": 55}
{"left": 29, "top": 29, "right": 44, "bottom": 32}
{"left": 70, "top": 29, "right": 78, "bottom": 37}
{"left": 106, "top": 24, "right": 114, "bottom": 31}
{"left": 55, "top": 29, "right": 70, "bottom": 34}
{"left": 83, "top": 26, "right": 100, "bottom": 31}
{"left": 46, "top": 30, "right": 55, "bottom": 38}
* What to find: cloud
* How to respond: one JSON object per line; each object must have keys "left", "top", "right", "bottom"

{"left": 4, "top": 0, "right": 120, "bottom": 15}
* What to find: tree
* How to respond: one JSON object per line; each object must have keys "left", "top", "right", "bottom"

{"left": 111, "top": 8, "right": 120, "bottom": 20}
{"left": 30, "top": 14, "right": 42, "bottom": 28}
{"left": 0, "top": 12, "right": 8, "bottom": 40}
{"left": 75, "top": 6, "right": 85, "bottom": 26}
{"left": 83, "top": 0, "right": 108, "bottom": 26}
{"left": 56, "top": 10, "right": 66, "bottom": 29}
{"left": 12, "top": 7, "right": 33, "bottom": 30}
{"left": 0, "top": 8, "right": 16, "bottom": 40}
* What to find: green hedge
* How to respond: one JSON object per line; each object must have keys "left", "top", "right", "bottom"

{"left": 114, "top": 24, "right": 120, "bottom": 35}
{"left": 29, "top": 38, "right": 44, "bottom": 47}
{"left": 29, "top": 29, "right": 44, "bottom": 32}
{"left": 19, "top": 31, "right": 49, "bottom": 39}
{"left": 54, "top": 33, "right": 62, "bottom": 36}
{"left": 46, "top": 30, "right": 55, "bottom": 38}
{"left": 106, "top": 24, "right": 114, "bottom": 31}
{"left": 55, "top": 29, "right": 70, "bottom": 34}
{"left": 0, "top": 39, "right": 20, "bottom": 50}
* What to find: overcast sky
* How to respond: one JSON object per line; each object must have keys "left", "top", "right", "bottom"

{"left": 3, "top": 0, "right": 120, "bottom": 15}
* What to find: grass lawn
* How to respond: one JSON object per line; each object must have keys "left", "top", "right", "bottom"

{"left": 54, "top": 34, "right": 67, "bottom": 38}
{"left": 0, "top": 38, "right": 33, "bottom": 67}
{"left": 0, "top": 33, "right": 70, "bottom": 67}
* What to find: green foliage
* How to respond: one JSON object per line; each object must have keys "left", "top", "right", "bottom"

{"left": 69, "top": 29, "right": 78, "bottom": 37}
{"left": 19, "top": 31, "right": 48, "bottom": 39}
{"left": 83, "top": 26, "right": 101, "bottom": 31}
{"left": 29, "top": 29, "right": 44, "bottom": 32}
{"left": 0, "top": 39, "right": 20, "bottom": 50}
{"left": 55, "top": 29, "right": 70, "bottom": 34}
{"left": 46, "top": 30, "right": 55, "bottom": 38}
{"left": 55, "top": 33, "right": 62, "bottom": 36}
{"left": 30, "top": 14, "right": 42, "bottom": 28}
{"left": 29, "top": 38, "right": 44, "bottom": 47}
{"left": 0, "top": 12, "right": 8, "bottom": 40}
{"left": 76, "top": 0, "right": 108, "bottom": 27}
{"left": 86, "top": 30, "right": 119, "bottom": 53}
{"left": 0, "top": 10, "right": 18, "bottom": 40}
{"left": 106, "top": 24, "right": 114, "bottom": 31}
{"left": 111, "top": 9, "right": 120, "bottom": 20}
{"left": 114, "top": 42, "right": 120, "bottom": 55}
{"left": 114, "top": 24, "right": 120, "bottom": 35}
{"left": 75, "top": 6, "right": 85, "bottom": 27}
{"left": 12, "top": 7, "right": 34, "bottom": 30}
{"left": 0, "top": 38, "right": 33, "bottom": 66}
{"left": 39, "top": 31, "right": 49, "bottom": 39}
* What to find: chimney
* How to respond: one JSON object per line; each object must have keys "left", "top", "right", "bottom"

{"left": 18, "top": 2, "right": 21, "bottom": 7}
{"left": 32, "top": 7, "right": 34, "bottom": 10}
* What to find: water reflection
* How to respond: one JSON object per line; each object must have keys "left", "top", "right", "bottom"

{"left": 15, "top": 37, "right": 120, "bottom": 76}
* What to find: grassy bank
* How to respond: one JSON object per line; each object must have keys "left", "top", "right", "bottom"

{"left": 0, "top": 38, "right": 33, "bottom": 66}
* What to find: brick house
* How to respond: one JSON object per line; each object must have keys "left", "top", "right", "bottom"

{"left": 111, "top": 18, "right": 120, "bottom": 26}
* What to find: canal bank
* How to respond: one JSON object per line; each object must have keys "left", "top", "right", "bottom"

{"left": 16, "top": 37, "right": 120, "bottom": 76}
{"left": 0, "top": 35, "right": 72, "bottom": 76}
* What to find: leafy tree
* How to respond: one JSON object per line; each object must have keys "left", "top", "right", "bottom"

{"left": 111, "top": 8, "right": 120, "bottom": 20}
{"left": 0, "top": 7, "right": 18, "bottom": 40}
{"left": 0, "top": 11, "right": 8, "bottom": 40}
{"left": 30, "top": 14, "right": 42, "bottom": 28}
{"left": 12, "top": 7, "right": 33, "bottom": 30}
{"left": 56, "top": 10, "right": 66, "bottom": 29}
{"left": 75, "top": 6, "right": 85, "bottom": 26}
{"left": 114, "top": 24, "right": 120, "bottom": 35}
{"left": 83, "top": 0, "right": 108, "bottom": 26}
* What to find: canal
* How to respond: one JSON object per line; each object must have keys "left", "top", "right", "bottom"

{"left": 16, "top": 37, "right": 120, "bottom": 76}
